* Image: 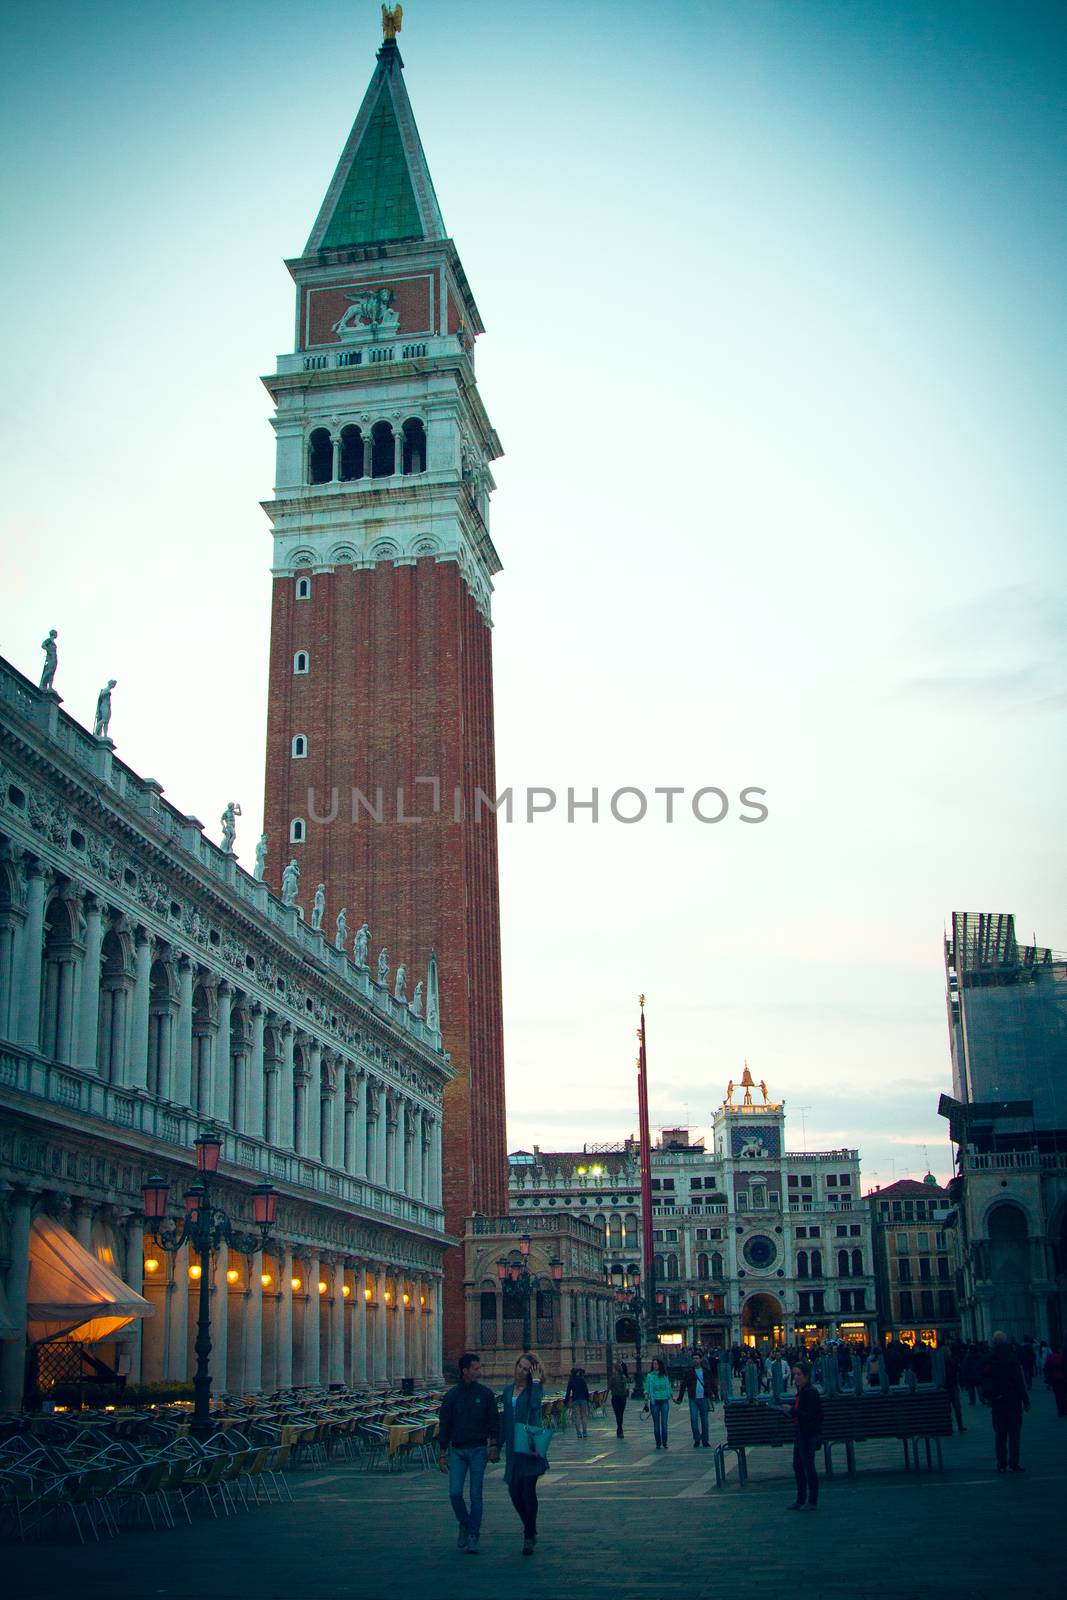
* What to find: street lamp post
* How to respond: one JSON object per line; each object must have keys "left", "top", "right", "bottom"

{"left": 497, "top": 1233, "right": 563, "bottom": 1356}
{"left": 615, "top": 1271, "right": 647, "bottom": 1398}
{"left": 142, "top": 1132, "right": 277, "bottom": 1439}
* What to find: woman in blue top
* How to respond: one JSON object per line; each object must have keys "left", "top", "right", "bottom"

{"left": 644, "top": 1356, "right": 673, "bottom": 1449}
{"left": 502, "top": 1352, "right": 549, "bottom": 1555}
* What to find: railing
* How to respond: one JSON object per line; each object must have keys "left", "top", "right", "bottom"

{"left": 469, "top": 1214, "right": 603, "bottom": 1246}
{"left": 0, "top": 1044, "right": 445, "bottom": 1235}
{"left": 966, "top": 1150, "right": 1067, "bottom": 1172}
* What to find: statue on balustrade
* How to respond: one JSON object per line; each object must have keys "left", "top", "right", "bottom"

{"left": 411, "top": 979, "right": 423, "bottom": 1018}
{"left": 93, "top": 679, "right": 117, "bottom": 739}
{"left": 253, "top": 833, "right": 267, "bottom": 881}
{"left": 281, "top": 858, "right": 300, "bottom": 906}
{"left": 377, "top": 947, "right": 390, "bottom": 987}
{"left": 220, "top": 800, "right": 242, "bottom": 855}
{"left": 311, "top": 882, "right": 326, "bottom": 931}
{"left": 394, "top": 963, "right": 406, "bottom": 1003}
{"left": 354, "top": 921, "right": 370, "bottom": 968}
{"left": 39, "top": 628, "right": 58, "bottom": 692}
{"left": 335, "top": 906, "right": 348, "bottom": 952}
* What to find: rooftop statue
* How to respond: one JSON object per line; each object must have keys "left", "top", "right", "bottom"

{"left": 39, "top": 629, "right": 58, "bottom": 692}
{"left": 382, "top": 3, "right": 403, "bottom": 40}
{"left": 94, "top": 679, "right": 117, "bottom": 739}
{"left": 220, "top": 801, "right": 242, "bottom": 855}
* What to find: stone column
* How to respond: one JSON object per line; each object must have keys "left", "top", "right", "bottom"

{"left": 123, "top": 1213, "right": 145, "bottom": 1382}
{"left": 246, "top": 1003, "right": 265, "bottom": 1139}
{"left": 212, "top": 1241, "right": 229, "bottom": 1395}
{"left": 354, "top": 1073, "right": 368, "bottom": 1179}
{"left": 343, "top": 1083, "right": 356, "bottom": 1174}
{"left": 128, "top": 928, "right": 152, "bottom": 1091}
{"left": 303, "top": 1252, "right": 321, "bottom": 1386}
{"left": 433, "top": 1277, "right": 443, "bottom": 1380}
{"left": 362, "top": 430, "right": 373, "bottom": 478}
{"left": 210, "top": 980, "right": 231, "bottom": 1122}
{"left": 17, "top": 862, "right": 49, "bottom": 1049}
{"left": 0, "top": 1187, "right": 33, "bottom": 1409}
{"left": 394, "top": 1100, "right": 407, "bottom": 1196}
{"left": 407, "top": 1108, "right": 423, "bottom": 1200}
{"left": 245, "top": 1249, "right": 264, "bottom": 1394}
{"left": 277, "top": 1245, "right": 294, "bottom": 1388}
{"left": 330, "top": 1262, "right": 346, "bottom": 1385}
{"left": 333, "top": 1070, "right": 347, "bottom": 1171}
{"left": 166, "top": 1245, "right": 190, "bottom": 1381}
{"left": 331, "top": 433, "right": 342, "bottom": 480}
{"left": 385, "top": 1098, "right": 398, "bottom": 1191}
{"left": 305, "top": 1041, "right": 322, "bottom": 1161}
{"left": 392, "top": 423, "right": 402, "bottom": 476}
{"left": 172, "top": 955, "right": 194, "bottom": 1107}
{"left": 320, "top": 1080, "right": 334, "bottom": 1171}
{"left": 72, "top": 1199, "right": 93, "bottom": 1250}
{"left": 352, "top": 1263, "right": 368, "bottom": 1386}
{"left": 278, "top": 1024, "right": 295, "bottom": 1150}
{"left": 395, "top": 1278, "right": 407, "bottom": 1379}
{"left": 373, "top": 1266, "right": 388, "bottom": 1383}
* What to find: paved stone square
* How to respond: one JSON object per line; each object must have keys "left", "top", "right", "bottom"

{"left": 10, "top": 1390, "right": 1066, "bottom": 1600}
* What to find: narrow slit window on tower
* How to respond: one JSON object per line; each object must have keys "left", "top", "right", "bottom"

{"left": 293, "top": 651, "right": 309, "bottom": 674}
{"left": 339, "top": 424, "right": 364, "bottom": 481}
{"left": 291, "top": 734, "right": 307, "bottom": 759}
{"left": 289, "top": 818, "right": 306, "bottom": 843}
{"left": 402, "top": 417, "right": 427, "bottom": 475}
{"left": 296, "top": 575, "right": 311, "bottom": 599}
{"left": 371, "top": 420, "right": 395, "bottom": 478}
{"left": 308, "top": 427, "right": 333, "bottom": 484}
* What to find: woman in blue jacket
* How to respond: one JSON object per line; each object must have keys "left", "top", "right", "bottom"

{"left": 503, "top": 1353, "right": 549, "bottom": 1554}
{"left": 644, "top": 1357, "right": 673, "bottom": 1449}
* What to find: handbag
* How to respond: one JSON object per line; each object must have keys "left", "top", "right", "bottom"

{"left": 514, "top": 1422, "right": 554, "bottom": 1460}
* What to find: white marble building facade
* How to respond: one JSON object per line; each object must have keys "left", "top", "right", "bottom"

{"left": 0, "top": 655, "right": 450, "bottom": 1408}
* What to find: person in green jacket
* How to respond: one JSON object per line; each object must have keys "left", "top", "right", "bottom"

{"left": 644, "top": 1357, "right": 673, "bottom": 1449}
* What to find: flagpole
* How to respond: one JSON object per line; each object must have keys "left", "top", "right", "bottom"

{"left": 636, "top": 993, "right": 655, "bottom": 1389}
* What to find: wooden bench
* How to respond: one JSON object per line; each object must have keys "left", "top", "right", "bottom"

{"left": 715, "top": 1390, "right": 953, "bottom": 1487}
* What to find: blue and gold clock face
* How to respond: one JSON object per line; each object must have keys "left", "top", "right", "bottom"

{"left": 742, "top": 1234, "right": 777, "bottom": 1271}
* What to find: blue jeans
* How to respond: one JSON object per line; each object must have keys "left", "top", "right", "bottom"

{"left": 688, "top": 1396, "right": 710, "bottom": 1444}
{"left": 448, "top": 1446, "right": 487, "bottom": 1536}
{"left": 650, "top": 1398, "right": 670, "bottom": 1446}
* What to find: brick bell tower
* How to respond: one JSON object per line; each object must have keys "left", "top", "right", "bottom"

{"left": 261, "top": 22, "right": 508, "bottom": 1358}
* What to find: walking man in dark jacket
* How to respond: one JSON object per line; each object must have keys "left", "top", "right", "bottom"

{"left": 983, "top": 1330, "right": 1030, "bottom": 1473}
{"left": 783, "top": 1361, "right": 823, "bottom": 1510}
{"left": 676, "top": 1354, "right": 713, "bottom": 1447}
{"left": 438, "top": 1353, "right": 501, "bottom": 1553}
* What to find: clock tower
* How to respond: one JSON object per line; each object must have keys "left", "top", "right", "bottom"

{"left": 261, "top": 25, "right": 508, "bottom": 1356}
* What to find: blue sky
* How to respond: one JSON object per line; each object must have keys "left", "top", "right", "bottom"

{"left": 2, "top": 1, "right": 1065, "bottom": 1182}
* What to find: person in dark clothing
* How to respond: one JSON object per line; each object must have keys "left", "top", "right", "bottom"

{"left": 783, "top": 1362, "right": 823, "bottom": 1510}
{"left": 438, "top": 1352, "right": 501, "bottom": 1553}
{"left": 983, "top": 1330, "right": 1030, "bottom": 1472}
{"left": 564, "top": 1366, "right": 591, "bottom": 1439}
{"left": 1019, "top": 1338, "right": 1036, "bottom": 1390}
{"left": 675, "top": 1355, "right": 713, "bottom": 1447}
{"left": 1045, "top": 1345, "right": 1067, "bottom": 1417}
{"left": 608, "top": 1363, "right": 629, "bottom": 1436}
{"left": 944, "top": 1346, "right": 965, "bottom": 1433}
{"left": 961, "top": 1344, "right": 982, "bottom": 1405}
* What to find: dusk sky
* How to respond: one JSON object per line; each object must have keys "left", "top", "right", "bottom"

{"left": 2, "top": 0, "right": 1064, "bottom": 1185}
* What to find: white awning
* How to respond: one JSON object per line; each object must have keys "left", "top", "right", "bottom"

{"left": 26, "top": 1214, "right": 154, "bottom": 1344}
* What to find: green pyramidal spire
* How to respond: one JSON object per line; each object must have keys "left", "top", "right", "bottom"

{"left": 305, "top": 39, "right": 446, "bottom": 253}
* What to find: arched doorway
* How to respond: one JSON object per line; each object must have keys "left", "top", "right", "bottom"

{"left": 741, "top": 1293, "right": 784, "bottom": 1349}
{"left": 988, "top": 1203, "right": 1031, "bottom": 1339}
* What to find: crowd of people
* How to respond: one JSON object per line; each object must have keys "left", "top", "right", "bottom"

{"left": 435, "top": 1332, "right": 1065, "bottom": 1555}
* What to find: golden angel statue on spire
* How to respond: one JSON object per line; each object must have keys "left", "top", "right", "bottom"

{"left": 382, "top": 3, "right": 403, "bottom": 39}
